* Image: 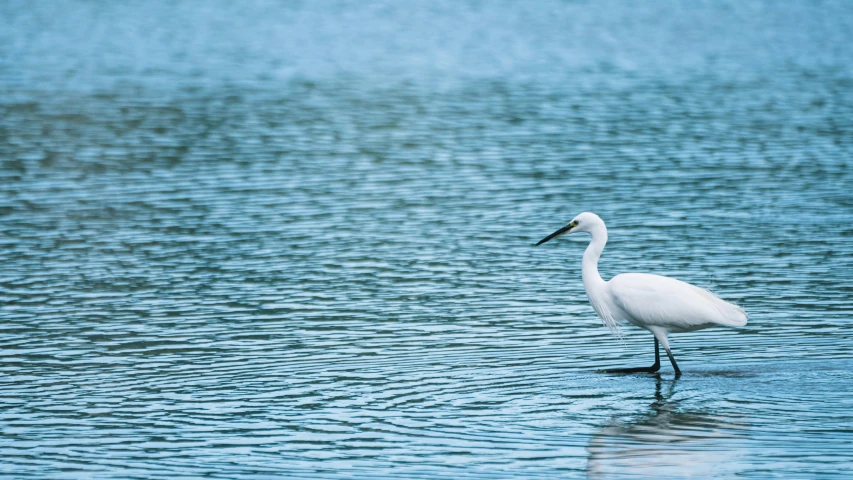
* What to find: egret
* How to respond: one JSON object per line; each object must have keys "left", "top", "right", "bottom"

{"left": 536, "top": 212, "right": 747, "bottom": 375}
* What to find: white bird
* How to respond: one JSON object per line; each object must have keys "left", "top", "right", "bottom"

{"left": 536, "top": 212, "right": 747, "bottom": 375}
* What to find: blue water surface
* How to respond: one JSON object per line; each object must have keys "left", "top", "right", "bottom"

{"left": 1, "top": 1, "right": 853, "bottom": 478}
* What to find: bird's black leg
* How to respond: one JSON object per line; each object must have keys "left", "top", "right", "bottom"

{"left": 664, "top": 346, "right": 682, "bottom": 376}
{"left": 599, "top": 338, "right": 661, "bottom": 374}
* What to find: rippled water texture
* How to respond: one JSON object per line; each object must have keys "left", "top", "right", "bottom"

{"left": 2, "top": 0, "right": 853, "bottom": 478}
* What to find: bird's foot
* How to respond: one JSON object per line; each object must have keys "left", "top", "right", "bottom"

{"left": 598, "top": 364, "right": 661, "bottom": 375}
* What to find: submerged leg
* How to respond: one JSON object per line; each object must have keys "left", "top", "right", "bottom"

{"left": 599, "top": 337, "right": 661, "bottom": 374}
{"left": 650, "top": 328, "right": 682, "bottom": 376}
{"left": 664, "top": 346, "right": 682, "bottom": 376}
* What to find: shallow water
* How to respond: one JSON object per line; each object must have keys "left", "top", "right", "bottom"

{"left": 2, "top": 0, "right": 853, "bottom": 478}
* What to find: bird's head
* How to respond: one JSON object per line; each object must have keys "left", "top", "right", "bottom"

{"left": 535, "top": 212, "right": 604, "bottom": 246}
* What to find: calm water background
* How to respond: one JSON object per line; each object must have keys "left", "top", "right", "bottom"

{"left": 2, "top": 0, "right": 853, "bottom": 478}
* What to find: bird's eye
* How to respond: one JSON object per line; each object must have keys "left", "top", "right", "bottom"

{"left": 572, "top": 220, "right": 579, "bottom": 227}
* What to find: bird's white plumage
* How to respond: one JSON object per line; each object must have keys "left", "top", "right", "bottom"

{"left": 537, "top": 212, "right": 747, "bottom": 355}
{"left": 608, "top": 273, "right": 747, "bottom": 333}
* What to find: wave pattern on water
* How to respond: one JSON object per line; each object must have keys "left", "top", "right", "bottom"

{"left": 2, "top": 0, "right": 853, "bottom": 478}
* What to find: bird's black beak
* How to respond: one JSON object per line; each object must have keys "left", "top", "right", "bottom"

{"left": 535, "top": 224, "right": 573, "bottom": 246}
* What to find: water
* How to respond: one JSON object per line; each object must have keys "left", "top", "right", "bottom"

{"left": 2, "top": 0, "right": 853, "bottom": 478}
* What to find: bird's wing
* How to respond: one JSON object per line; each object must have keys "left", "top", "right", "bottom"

{"left": 608, "top": 273, "right": 747, "bottom": 331}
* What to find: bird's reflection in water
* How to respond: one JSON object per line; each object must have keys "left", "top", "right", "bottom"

{"left": 586, "top": 376, "right": 747, "bottom": 479}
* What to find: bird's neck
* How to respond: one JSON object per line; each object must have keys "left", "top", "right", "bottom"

{"left": 582, "top": 226, "right": 608, "bottom": 296}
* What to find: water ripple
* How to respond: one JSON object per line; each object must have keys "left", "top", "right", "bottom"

{"left": 2, "top": 0, "right": 853, "bottom": 478}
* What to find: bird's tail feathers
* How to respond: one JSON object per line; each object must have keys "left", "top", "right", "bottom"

{"left": 719, "top": 303, "right": 748, "bottom": 327}
{"left": 694, "top": 285, "right": 748, "bottom": 327}
{"left": 710, "top": 294, "right": 748, "bottom": 327}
